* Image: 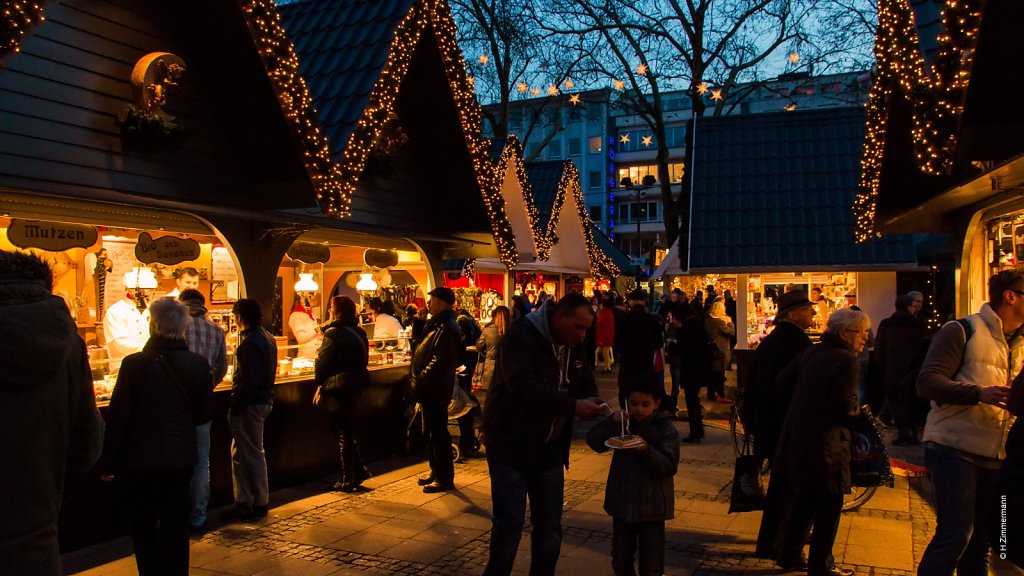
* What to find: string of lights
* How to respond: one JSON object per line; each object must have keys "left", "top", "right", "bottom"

{"left": 854, "top": 0, "right": 982, "bottom": 242}
{"left": 239, "top": 0, "right": 346, "bottom": 217}
{"left": 496, "top": 135, "right": 547, "bottom": 256}
{"left": 0, "top": 1, "right": 44, "bottom": 62}
{"left": 553, "top": 161, "right": 620, "bottom": 279}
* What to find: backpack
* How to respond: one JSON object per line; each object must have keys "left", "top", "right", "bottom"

{"left": 900, "top": 317, "right": 973, "bottom": 395}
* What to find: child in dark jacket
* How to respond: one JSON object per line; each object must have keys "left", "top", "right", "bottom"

{"left": 587, "top": 375, "right": 680, "bottom": 576}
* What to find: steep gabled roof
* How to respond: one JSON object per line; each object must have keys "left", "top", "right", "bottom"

{"left": 691, "top": 107, "right": 922, "bottom": 271}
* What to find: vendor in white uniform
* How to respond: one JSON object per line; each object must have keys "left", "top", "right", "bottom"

{"left": 287, "top": 295, "right": 322, "bottom": 358}
{"left": 102, "top": 270, "right": 154, "bottom": 369}
{"left": 164, "top": 266, "right": 200, "bottom": 300}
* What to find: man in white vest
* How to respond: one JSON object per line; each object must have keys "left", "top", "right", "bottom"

{"left": 916, "top": 270, "right": 1021, "bottom": 576}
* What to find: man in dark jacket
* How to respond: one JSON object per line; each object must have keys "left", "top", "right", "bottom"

{"left": 412, "top": 287, "right": 462, "bottom": 493}
{"left": 875, "top": 293, "right": 928, "bottom": 445}
{"left": 745, "top": 289, "right": 815, "bottom": 560}
{"left": 480, "top": 293, "right": 606, "bottom": 576}
{"left": 0, "top": 251, "right": 103, "bottom": 576}
{"left": 616, "top": 289, "right": 663, "bottom": 407}
{"left": 228, "top": 298, "right": 276, "bottom": 520}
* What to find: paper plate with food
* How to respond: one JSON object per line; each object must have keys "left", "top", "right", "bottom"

{"left": 605, "top": 435, "right": 645, "bottom": 450}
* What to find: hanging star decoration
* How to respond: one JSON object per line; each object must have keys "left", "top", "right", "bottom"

{"left": 569, "top": 94, "right": 581, "bottom": 105}
{"left": 547, "top": 85, "right": 559, "bottom": 96}
{"left": 620, "top": 134, "right": 630, "bottom": 144}
{"left": 478, "top": 54, "right": 488, "bottom": 65}
{"left": 517, "top": 82, "right": 528, "bottom": 93}
{"left": 613, "top": 79, "right": 625, "bottom": 91}
{"left": 564, "top": 79, "right": 574, "bottom": 89}
{"left": 636, "top": 64, "right": 648, "bottom": 75}
{"left": 696, "top": 82, "right": 709, "bottom": 95}
{"left": 531, "top": 87, "right": 540, "bottom": 96}
{"left": 641, "top": 135, "right": 652, "bottom": 146}
{"left": 711, "top": 89, "right": 723, "bottom": 101}
{"left": 788, "top": 52, "right": 800, "bottom": 64}
{"left": 784, "top": 103, "right": 796, "bottom": 111}
{"left": 467, "top": 76, "right": 475, "bottom": 87}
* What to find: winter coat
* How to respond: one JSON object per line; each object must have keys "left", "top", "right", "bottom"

{"left": 669, "top": 310, "right": 711, "bottom": 389}
{"left": 705, "top": 316, "right": 735, "bottom": 372}
{"left": 0, "top": 275, "right": 103, "bottom": 576}
{"left": 596, "top": 307, "right": 615, "bottom": 347}
{"left": 101, "top": 336, "right": 211, "bottom": 472}
{"left": 481, "top": 300, "right": 598, "bottom": 471}
{"left": 411, "top": 308, "right": 461, "bottom": 404}
{"left": 918, "top": 304, "right": 1021, "bottom": 459}
{"left": 772, "top": 332, "right": 860, "bottom": 494}
{"left": 587, "top": 410, "right": 679, "bottom": 522}
{"left": 616, "top": 306, "right": 664, "bottom": 386}
{"left": 314, "top": 317, "right": 369, "bottom": 413}
{"left": 744, "top": 321, "right": 813, "bottom": 461}
{"left": 874, "top": 310, "right": 928, "bottom": 393}
{"left": 231, "top": 325, "right": 277, "bottom": 413}
{"left": 475, "top": 323, "right": 503, "bottom": 390}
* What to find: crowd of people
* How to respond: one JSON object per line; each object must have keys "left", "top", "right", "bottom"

{"left": 5, "top": 244, "right": 1023, "bottom": 576}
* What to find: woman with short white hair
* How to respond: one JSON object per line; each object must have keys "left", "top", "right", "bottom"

{"left": 769, "top": 306, "right": 869, "bottom": 576}
{"left": 100, "top": 297, "right": 212, "bottom": 575}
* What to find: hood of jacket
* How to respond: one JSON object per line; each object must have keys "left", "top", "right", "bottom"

{"left": 523, "top": 299, "right": 556, "bottom": 351}
{"left": 184, "top": 301, "right": 209, "bottom": 318}
{"left": 0, "top": 278, "right": 79, "bottom": 389}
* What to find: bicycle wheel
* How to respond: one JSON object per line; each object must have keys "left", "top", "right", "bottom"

{"left": 842, "top": 485, "right": 876, "bottom": 512}
{"left": 730, "top": 403, "right": 753, "bottom": 457}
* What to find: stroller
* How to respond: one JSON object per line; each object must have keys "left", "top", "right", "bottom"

{"left": 404, "top": 366, "right": 482, "bottom": 462}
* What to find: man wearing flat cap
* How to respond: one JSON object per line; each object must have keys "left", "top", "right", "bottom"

{"left": 411, "top": 287, "right": 463, "bottom": 493}
{"left": 745, "top": 289, "right": 816, "bottom": 561}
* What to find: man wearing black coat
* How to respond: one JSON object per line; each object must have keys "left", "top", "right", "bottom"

{"left": 480, "top": 293, "right": 605, "bottom": 576}
{"left": 616, "top": 289, "right": 664, "bottom": 407}
{"left": 875, "top": 293, "right": 929, "bottom": 445}
{"left": 745, "top": 290, "right": 815, "bottom": 560}
{"left": 412, "top": 287, "right": 463, "bottom": 493}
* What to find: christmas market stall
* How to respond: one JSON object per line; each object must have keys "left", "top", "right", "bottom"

{"left": 683, "top": 107, "right": 943, "bottom": 386}
{"left": 852, "top": 0, "right": 1024, "bottom": 317}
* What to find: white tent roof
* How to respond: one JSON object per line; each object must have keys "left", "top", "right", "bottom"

{"left": 651, "top": 237, "right": 685, "bottom": 278}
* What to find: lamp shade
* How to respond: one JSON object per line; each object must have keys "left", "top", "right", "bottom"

{"left": 293, "top": 272, "right": 319, "bottom": 293}
{"left": 124, "top": 267, "right": 158, "bottom": 290}
{"left": 356, "top": 272, "right": 378, "bottom": 291}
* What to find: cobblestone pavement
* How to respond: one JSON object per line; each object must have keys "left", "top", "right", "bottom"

{"left": 65, "top": 369, "right": 943, "bottom": 576}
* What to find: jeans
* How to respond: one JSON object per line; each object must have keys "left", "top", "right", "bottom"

{"left": 918, "top": 445, "right": 999, "bottom": 576}
{"left": 611, "top": 517, "right": 665, "bottom": 576}
{"left": 188, "top": 420, "right": 212, "bottom": 528}
{"left": 484, "top": 448, "right": 564, "bottom": 576}
{"left": 229, "top": 404, "right": 272, "bottom": 507}
{"left": 119, "top": 468, "right": 192, "bottom": 576}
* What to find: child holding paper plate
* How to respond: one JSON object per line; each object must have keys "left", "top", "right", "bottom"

{"left": 586, "top": 374, "right": 679, "bottom": 576}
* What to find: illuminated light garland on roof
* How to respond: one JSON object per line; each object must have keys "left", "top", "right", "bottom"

{"left": 548, "top": 161, "right": 620, "bottom": 279}
{"left": 854, "top": 0, "right": 982, "bottom": 242}
{"left": 0, "top": 1, "right": 44, "bottom": 61}
{"left": 240, "top": 0, "right": 346, "bottom": 217}
{"left": 496, "top": 135, "right": 547, "bottom": 256}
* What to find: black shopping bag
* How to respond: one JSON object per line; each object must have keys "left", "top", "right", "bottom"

{"left": 728, "top": 455, "right": 767, "bottom": 513}
{"left": 850, "top": 405, "right": 895, "bottom": 488}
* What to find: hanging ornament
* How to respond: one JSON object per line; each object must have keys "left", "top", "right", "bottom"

{"left": 569, "top": 94, "right": 581, "bottom": 105}
{"left": 478, "top": 54, "right": 488, "bottom": 65}
{"left": 788, "top": 52, "right": 800, "bottom": 64}
{"left": 636, "top": 64, "right": 648, "bottom": 75}
{"left": 531, "top": 87, "right": 540, "bottom": 95}
{"left": 641, "top": 135, "right": 652, "bottom": 146}
{"left": 613, "top": 79, "right": 625, "bottom": 91}
{"left": 711, "top": 89, "right": 723, "bottom": 101}
{"left": 547, "top": 85, "right": 559, "bottom": 96}
{"left": 517, "top": 82, "right": 528, "bottom": 93}
{"left": 620, "top": 134, "right": 630, "bottom": 144}
{"left": 564, "top": 79, "right": 574, "bottom": 89}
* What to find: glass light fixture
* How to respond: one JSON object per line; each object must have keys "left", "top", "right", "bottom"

{"left": 293, "top": 272, "right": 319, "bottom": 293}
{"left": 356, "top": 272, "right": 378, "bottom": 291}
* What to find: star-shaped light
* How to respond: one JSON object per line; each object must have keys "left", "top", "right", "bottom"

{"left": 788, "top": 52, "right": 800, "bottom": 64}
{"left": 517, "top": 82, "right": 528, "bottom": 93}
{"left": 711, "top": 89, "right": 723, "bottom": 101}
{"left": 479, "top": 54, "right": 489, "bottom": 65}
{"left": 696, "top": 82, "right": 709, "bottom": 95}
{"left": 613, "top": 79, "right": 625, "bottom": 91}
{"left": 784, "top": 103, "right": 797, "bottom": 111}
{"left": 569, "top": 94, "right": 581, "bottom": 105}
{"left": 468, "top": 76, "right": 475, "bottom": 87}
{"left": 564, "top": 79, "right": 574, "bottom": 89}
{"left": 641, "top": 135, "right": 653, "bottom": 146}
{"left": 547, "top": 85, "right": 559, "bottom": 96}
{"left": 531, "top": 87, "right": 540, "bottom": 96}
{"left": 620, "top": 134, "right": 630, "bottom": 144}
{"left": 636, "top": 64, "right": 648, "bottom": 75}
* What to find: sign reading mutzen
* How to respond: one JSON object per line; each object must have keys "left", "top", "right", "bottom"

{"left": 7, "top": 219, "right": 98, "bottom": 251}
{"left": 134, "top": 232, "right": 201, "bottom": 265}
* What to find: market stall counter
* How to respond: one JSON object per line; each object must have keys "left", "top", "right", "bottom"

{"left": 59, "top": 343, "right": 413, "bottom": 552}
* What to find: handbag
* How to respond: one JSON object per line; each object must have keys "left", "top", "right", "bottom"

{"left": 850, "top": 405, "right": 895, "bottom": 488}
{"left": 728, "top": 454, "right": 767, "bottom": 513}
{"left": 652, "top": 348, "right": 665, "bottom": 373}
